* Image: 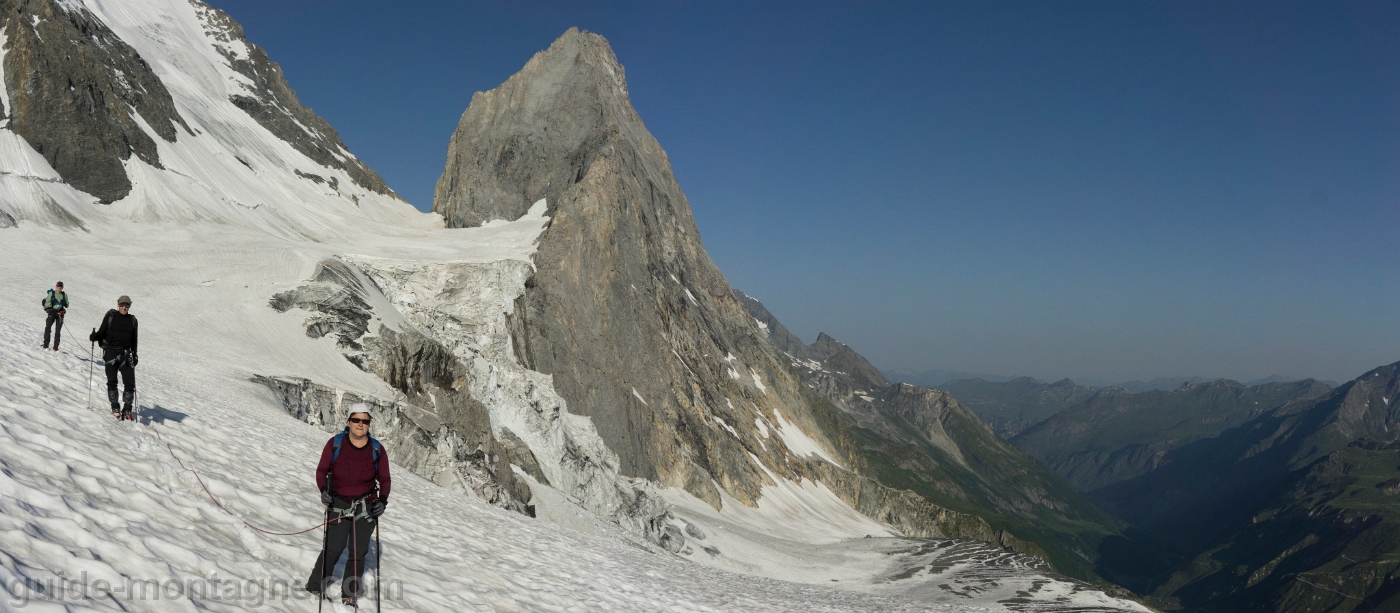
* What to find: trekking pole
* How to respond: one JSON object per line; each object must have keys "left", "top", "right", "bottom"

{"left": 318, "top": 502, "right": 332, "bottom": 613}
{"left": 352, "top": 507, "right": 360, "bottom": 613}
{"left": 87, "top": 335, "right": 96, "bottom": 411}
{"left": 375, "top": 522, "right": 381, "bottom": 613}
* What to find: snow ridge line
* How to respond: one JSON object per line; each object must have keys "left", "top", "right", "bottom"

{"left": 150, "top": 424, "right": 330, "bottom": 537}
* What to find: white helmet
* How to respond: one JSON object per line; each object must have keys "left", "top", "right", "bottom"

{"left": 347, "top": 403, "right": 373, "bottom": 419}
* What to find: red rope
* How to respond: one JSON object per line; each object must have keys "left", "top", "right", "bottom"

{"left": 151, "top": 426, "right": 329, "bottom": 537}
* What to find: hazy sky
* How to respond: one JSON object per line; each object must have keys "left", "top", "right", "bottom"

{"left": 208, "top": 1, "right": 1398, "bottom": 384}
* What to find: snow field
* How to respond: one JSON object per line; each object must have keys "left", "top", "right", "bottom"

{"left": 0, "top": 213, "right": 1024, "bottom": 611}
{"left": 0, "top": 314, "right": 1003, "bottom": 612}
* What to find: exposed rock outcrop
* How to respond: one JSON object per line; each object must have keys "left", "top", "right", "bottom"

{"left": 433, "top": 28, "right": 846, "bottom": 510}
{"left": 269, "top": 253, "right": 681, "bottom": 549}
{"left": 268, "top": 259, "right": 532, "bottom": 513}
{"left": 0, "top": 0, "right": 190, "bottom": 202}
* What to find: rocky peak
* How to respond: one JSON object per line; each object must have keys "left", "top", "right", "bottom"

{"left": 1296, "top": 361, "right": 1400, "bottom": 464}
{"left": 433, "top": 29, "right": 851, "bottom": 508}
{"left": 810, "top": 332, "right": 891, "bottom": 390}
{"left": 435, "top": 28, "right": 648, "bottom": 226}
{"left": 1, "top": 0, "right": 190, "bottom": 202}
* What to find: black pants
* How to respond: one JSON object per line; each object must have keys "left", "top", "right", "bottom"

{"left": 104, "top": 349, "right": 135, "bottom": 409}
{"left": 43, "top": 313, "right": 63, "bottom": 348}
{"left": 307, "top": 500, "right": 376, "bottom": 598}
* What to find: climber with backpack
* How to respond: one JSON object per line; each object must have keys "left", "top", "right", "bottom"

{"left": 89, "top": 296, "right": 138, "bottom": 420}
{"left": 306, "top": 404, "right": 391, "bottom": 608}
{"left": 40, "top": 281, "right": 68, "bottom": 351}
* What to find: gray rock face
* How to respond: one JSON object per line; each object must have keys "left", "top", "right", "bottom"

{"left": 191, "top": 1, "right": 394, "bottom": 197}
{"left": 433, "top": 28, "right": 638, "bottom": 226}
{"left": 0, "top": 0, "right": 191, "bottom": 202}
{"left": 0, "top": 0, "right": 393, "bottom": 205}
{"left": 808, "top": 332, "right": 892, "bottom": 391}
{"left": 434, "top": 28, "right": 847, "bottom": 509}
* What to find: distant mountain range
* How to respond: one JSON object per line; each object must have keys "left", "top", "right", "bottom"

{"left": 883, "top": 368, "right": 1020, "bottom": 387}
{"left": 887, "top": 369, "right": 1337, "bottom": 394}
{"left": 738, "top": 291, "right": 1127, "bottom": 583}
{"left": 936, "top": 377, "right": 1098, "bottom": 437}
{"left": 1006, "top": 368, "right": 1400, "bottom": 611}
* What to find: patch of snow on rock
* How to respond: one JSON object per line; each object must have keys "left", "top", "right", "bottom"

{"left": 751, "top": 368, "right": 768, "bottom": 395}
{"left": 772, "top": 408, "right": 842, "bottom": 468}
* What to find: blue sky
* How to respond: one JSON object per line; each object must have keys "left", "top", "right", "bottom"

{"left": 209, "top": 1, "right": 1398, "bottom": 384}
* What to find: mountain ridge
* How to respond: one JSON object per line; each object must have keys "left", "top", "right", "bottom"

{"left": 737, "top": 289, "right": 1129, "bottom": 583}
{"left": 0, "top": 0, "right": 415, "bottom": 237}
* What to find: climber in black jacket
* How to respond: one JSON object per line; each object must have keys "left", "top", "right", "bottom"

{"left": 90, "top": 296, "right": 139, "bottom": 420}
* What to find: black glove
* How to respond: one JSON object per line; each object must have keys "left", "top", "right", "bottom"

{"left": 89, "top": 330, "right": 99, "bottom": 342}
{"left": 131, "top": 353, "right": 139, "bottom": 367}
{"left": 369, "top": 499, "right": 387, "bottom": 518}
{"left": 320, "top": 490, "right": 334, "bottom": 506}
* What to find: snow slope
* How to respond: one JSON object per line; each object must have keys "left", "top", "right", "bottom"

{"left": 0, "top": 214, "right": 1148, "bottom": 612}
{"left": 0, "top": 0, "right": 422, "bottom": 238}
{"left": 1, "top": 315, "right": 1012, "bottom": 613}
{"left": 0, "top": 215, "right": 971, "bottom": 611}
{"left": 0, "top": 209, "right": 1054, "bottom": 611}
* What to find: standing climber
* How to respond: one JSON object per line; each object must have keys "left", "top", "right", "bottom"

{"left": 40, "top": 281, "right": 68, "bottom": 351}
{"left": 89, "top": 296, "right": 138, "bottom": 420}
{"left": 306, "top": 404, "right": 391, "bottom": 606}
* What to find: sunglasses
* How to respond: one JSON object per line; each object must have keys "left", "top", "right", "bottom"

{"left": 348, "top": 417, "right": 372, "bottom": 425}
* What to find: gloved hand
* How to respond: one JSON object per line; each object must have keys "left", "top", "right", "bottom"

{"left": 369, "top": 499, "right": 387, "bottom": 518}
{"left": 89, "top": 330, "right": 99, "bottom": 342}
{"left": 131, "top": 353, "right": 139, "bottom": 367}
{"left": 320, "top": 490, "right": 334, "bottom": 506}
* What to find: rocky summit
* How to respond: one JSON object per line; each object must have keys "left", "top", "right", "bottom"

{"left": 431, "top": 28, "right": 1104, "bottom": 570}
{"left": 435, "top": 28, "right": 833, "bottom": 508}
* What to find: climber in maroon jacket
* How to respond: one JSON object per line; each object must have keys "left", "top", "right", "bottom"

{"left": 305, "top": 404, "right": 391, "bottom": 606}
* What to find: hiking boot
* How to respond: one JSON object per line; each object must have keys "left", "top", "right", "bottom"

{"left": 40, "top": 344, "right": 48, "bottom": 349}
{"left": 121, "top": 409, "right": 134, "bottom": 421}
